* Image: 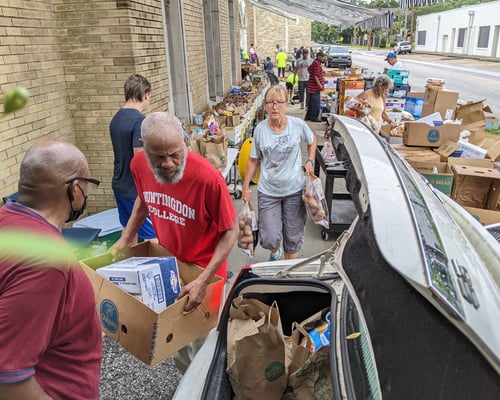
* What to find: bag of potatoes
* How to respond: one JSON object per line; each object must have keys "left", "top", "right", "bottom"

{"left": 302, "top": 174, "right": 329, "bottom": 229}
{"left": 237, "top": 201, "right": 259, "bottom": 257}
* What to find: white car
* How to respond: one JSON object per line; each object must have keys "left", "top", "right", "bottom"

{"left": 174, "top": 116, "right": 500, "bottom": 400}
{"left": 394, "top": 41, "right": 412, "bottom": 54}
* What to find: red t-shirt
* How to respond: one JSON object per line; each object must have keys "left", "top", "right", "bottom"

{"left": 131, "top": 151, "right": 236, "bottom": 277}
{"left": 0, "top": 201, "right": 102, "bottom": 399}
{"left": 307, "top": 59, "right": 325, "bottom": 94}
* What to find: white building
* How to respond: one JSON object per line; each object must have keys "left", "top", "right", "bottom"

{"left": 416, "top": 1, "right": 500, "bottom": 58}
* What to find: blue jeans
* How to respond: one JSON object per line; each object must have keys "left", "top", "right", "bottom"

{"left": 305, "top": 91, "right": 320, "bottom": 121}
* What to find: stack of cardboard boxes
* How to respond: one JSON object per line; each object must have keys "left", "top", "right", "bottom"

{"left": 391, "top": 89, "right": 500, "bottom": 225}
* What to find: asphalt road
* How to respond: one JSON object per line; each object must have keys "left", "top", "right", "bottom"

{"left": 352, "top": 50, "right": 500, "bottom": 114}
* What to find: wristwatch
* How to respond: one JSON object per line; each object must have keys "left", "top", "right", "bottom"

{"left": 306, "top": 159, "right": 314, "bottom": 164}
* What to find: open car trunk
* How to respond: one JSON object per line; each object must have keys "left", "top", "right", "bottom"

{"left": 201, "top": 274, "right": 343, "bottom": 400}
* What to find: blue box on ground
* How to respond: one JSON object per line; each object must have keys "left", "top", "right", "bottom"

{"left": 405, "top": 92, "right": 425, "bottom": 119}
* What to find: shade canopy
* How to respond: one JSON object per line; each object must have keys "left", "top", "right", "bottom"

{"left": 250, "top": 0, "right": 393, "bottom": 29}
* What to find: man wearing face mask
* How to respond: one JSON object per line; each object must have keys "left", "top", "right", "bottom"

{"left": 110, "top": 112, "right": 239, "bottom": 373}
{"left": 0, "top": 141, "right": 102, "bottom": 400}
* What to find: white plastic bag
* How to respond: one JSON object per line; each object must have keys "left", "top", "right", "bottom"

{"left": 302, "top": 174, "right": 329, "bottom": 229}
{"left": 237, "top": 201, "right": 259, "bottom": 257}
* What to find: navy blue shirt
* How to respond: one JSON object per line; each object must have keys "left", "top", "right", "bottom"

{"left": 109, "top": 108, "right": 144, "bottom": 198}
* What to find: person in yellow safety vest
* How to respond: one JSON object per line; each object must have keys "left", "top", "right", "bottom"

{"left": 285, "top": 72, "right": 299, "bottom": 105}
{"left": 276, "top": 49, "right": 288, "bottom": 80}
{"left": 240, "top": 49, "right": 249, "bottom": 62}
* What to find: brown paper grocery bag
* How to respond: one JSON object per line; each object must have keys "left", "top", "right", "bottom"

{"left": 199, "top": 134, "right": 228, "bottom": 172}
{"left": 227, "top": 297, "right": 287, "bottom": 400}
{"left": 285, "top": 346, "right": 333, "bottom": 400}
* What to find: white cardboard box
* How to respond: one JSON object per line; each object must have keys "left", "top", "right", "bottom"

{"left": 97, "top": 257, "right": 181, "bottom": 312}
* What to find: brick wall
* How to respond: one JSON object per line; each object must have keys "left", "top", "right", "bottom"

{"left": 184, "top": 0, "right": 209, "bottom": 113}
{"left": 0, "top": 1, "right": 74, "bottom": 202}
{"left": 0, "top": 0, "right": 244, "bottom": 215}
{"left": 56, "top": 0, "right": 170, "bottom": 212}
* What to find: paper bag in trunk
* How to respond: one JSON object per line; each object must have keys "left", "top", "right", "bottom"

{"left": 227, "top": 297, "right": 287, "bottom": 400}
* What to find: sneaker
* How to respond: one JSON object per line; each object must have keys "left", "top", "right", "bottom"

{"left": 269, "top": 248, "right": 282, "bottom": 261}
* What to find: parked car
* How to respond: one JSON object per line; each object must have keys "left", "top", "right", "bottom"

{"left": 174, "top": 116, "right": 500, "bottom": 400}
{"left": 324, "top": 46, "right": 352, "bottom": 68}
{"left": 394, "top": 40, "right": 412, "bottom": 54}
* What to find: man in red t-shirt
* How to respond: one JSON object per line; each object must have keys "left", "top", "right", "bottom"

{"left": 0, "top": 141, "right": 102, "bottom": 399}
{"left": 111, "top": 112, "right": 238, "bottom": 313}
{"left": 305, "top": 51, "right": 325, "bottom": 122}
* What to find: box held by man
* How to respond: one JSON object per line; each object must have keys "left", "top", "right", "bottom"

{"left": 81, "top": 241, "right": 224, "bottom": 366}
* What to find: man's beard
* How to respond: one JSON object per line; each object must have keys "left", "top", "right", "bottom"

{"left": 147, "top": 151, "right": 187, "bottom": 184}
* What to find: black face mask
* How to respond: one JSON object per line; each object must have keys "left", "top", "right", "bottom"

{"left": 66, "top": 183, "right": 88, "bottom": 223}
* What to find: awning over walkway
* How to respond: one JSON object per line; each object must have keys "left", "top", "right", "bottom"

{"left": 251, "top": 0, "right": 393, "bottom": 29}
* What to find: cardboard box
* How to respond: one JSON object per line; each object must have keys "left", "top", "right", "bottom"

{"left": 389, "top": 83, "right": 411, "bottom": 99}
{"left": 450, "top": 165, "right": 500, "bottom": 209}
{"left": 385, "top": 97, "right": 406, "bottom": 111}
{"left": 422, "top": 88, "right": 459, "bottom": 120}
{"left": 403, "top": 122, "right": 461, "bottom": 147}
{"left": 464, "top": 206, "right": 500, "bottom": 225}
{"left": 455, "top": 100, "right": 486, "bottom": 130}
{"left": 384, "top": 68, "right": 410, "bottom": 84}
{"left": 404, "top": 92, "right": 425, "bottom": 119}
{"left": 471, "top": 133, "right": 500, "bottom": 161}
{"left": 485, "top": 114, "right": 500, "bottom": 130}
{"left": 408, "top": 160, "right": 454, "bottom": 195}
{"left": 97, "top": 257, "right": 181, "bottom": 312}
{"left": 447, "top": 157, "right": 494, "bottom": 169}
{"left": 436, "top": 140, "right": 489, "bottom": 160}
{"left": 81, "top": 242, "right": 224, "bottom": 366}
{"left": 380, "top": 125, "right": 403, "bottom": 144}
{"left": 391, "top": 144, "right": 441, "bottom": 162}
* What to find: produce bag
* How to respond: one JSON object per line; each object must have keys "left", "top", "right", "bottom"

{"left": 282, "top": 309, "right": 333, "bottom": 400}
{"left": 227, "top": 297, "right": 287, "bottom": 400}
{"left": 237, "top": 201, "right": 258, "bottom": 257}
{"left": 320, "top": 139, "right": 336, "bottom": 164}
{"left": 303, "top": 174, "right": 329, "bottom": 229}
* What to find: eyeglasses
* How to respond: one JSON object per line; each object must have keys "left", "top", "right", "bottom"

{"left": 265, "top": 101, "right": 287, "bottom": 107}
{"left": 66, "top": 177, "right": 100, "bottom": 192}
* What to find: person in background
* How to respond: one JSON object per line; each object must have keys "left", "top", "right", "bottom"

{"left": 110, "top": 112, "right": 239, "bottom": 373}
{"left": 285, "top": 70, "right": 299, "bottom": 105}
{"left": 240, "top": 48, "right": 250, "bottom": 62}
{"left": 264, "top": 56, "right": 274, "bottom": 73}
{"left": 242, "top": 85, "right": 316, "bottom": 262}
{"left": 291, "top": 47, "right": 297, "bottom": 70}
{"left": 304, "top": 51, "right": 325, "bottom": 122}
{"left": 294, "top": 48, "right": 313, "bottom": 110}
{"left": 351, "top": 74, "right": 398, "bottom": 134}
{"left": 0, "top": 141, "right": 102, "bottom": 400}
{"left": 249, "top": 43, "right": 259, "bottom": 65}
{"left": 276, "top": 48, "right": 288, "bottom": 81}
{"left": 110, "top": 73, "right": 156, "bottom": 242}
{"left": 385, "top": 52, "right": 404, "bottom": 69}
{"left": 295, "top": 46, "right": 304, "bottom": 60}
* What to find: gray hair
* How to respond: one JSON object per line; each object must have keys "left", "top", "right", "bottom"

{"left": 265, "top": 84, "right": 288, "bottom": 102}
{"left": 373, "top": 74, "right": 392, "bottom": 96}
{"left": 141, "top": 112, "right": 184, "bottom": 143}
